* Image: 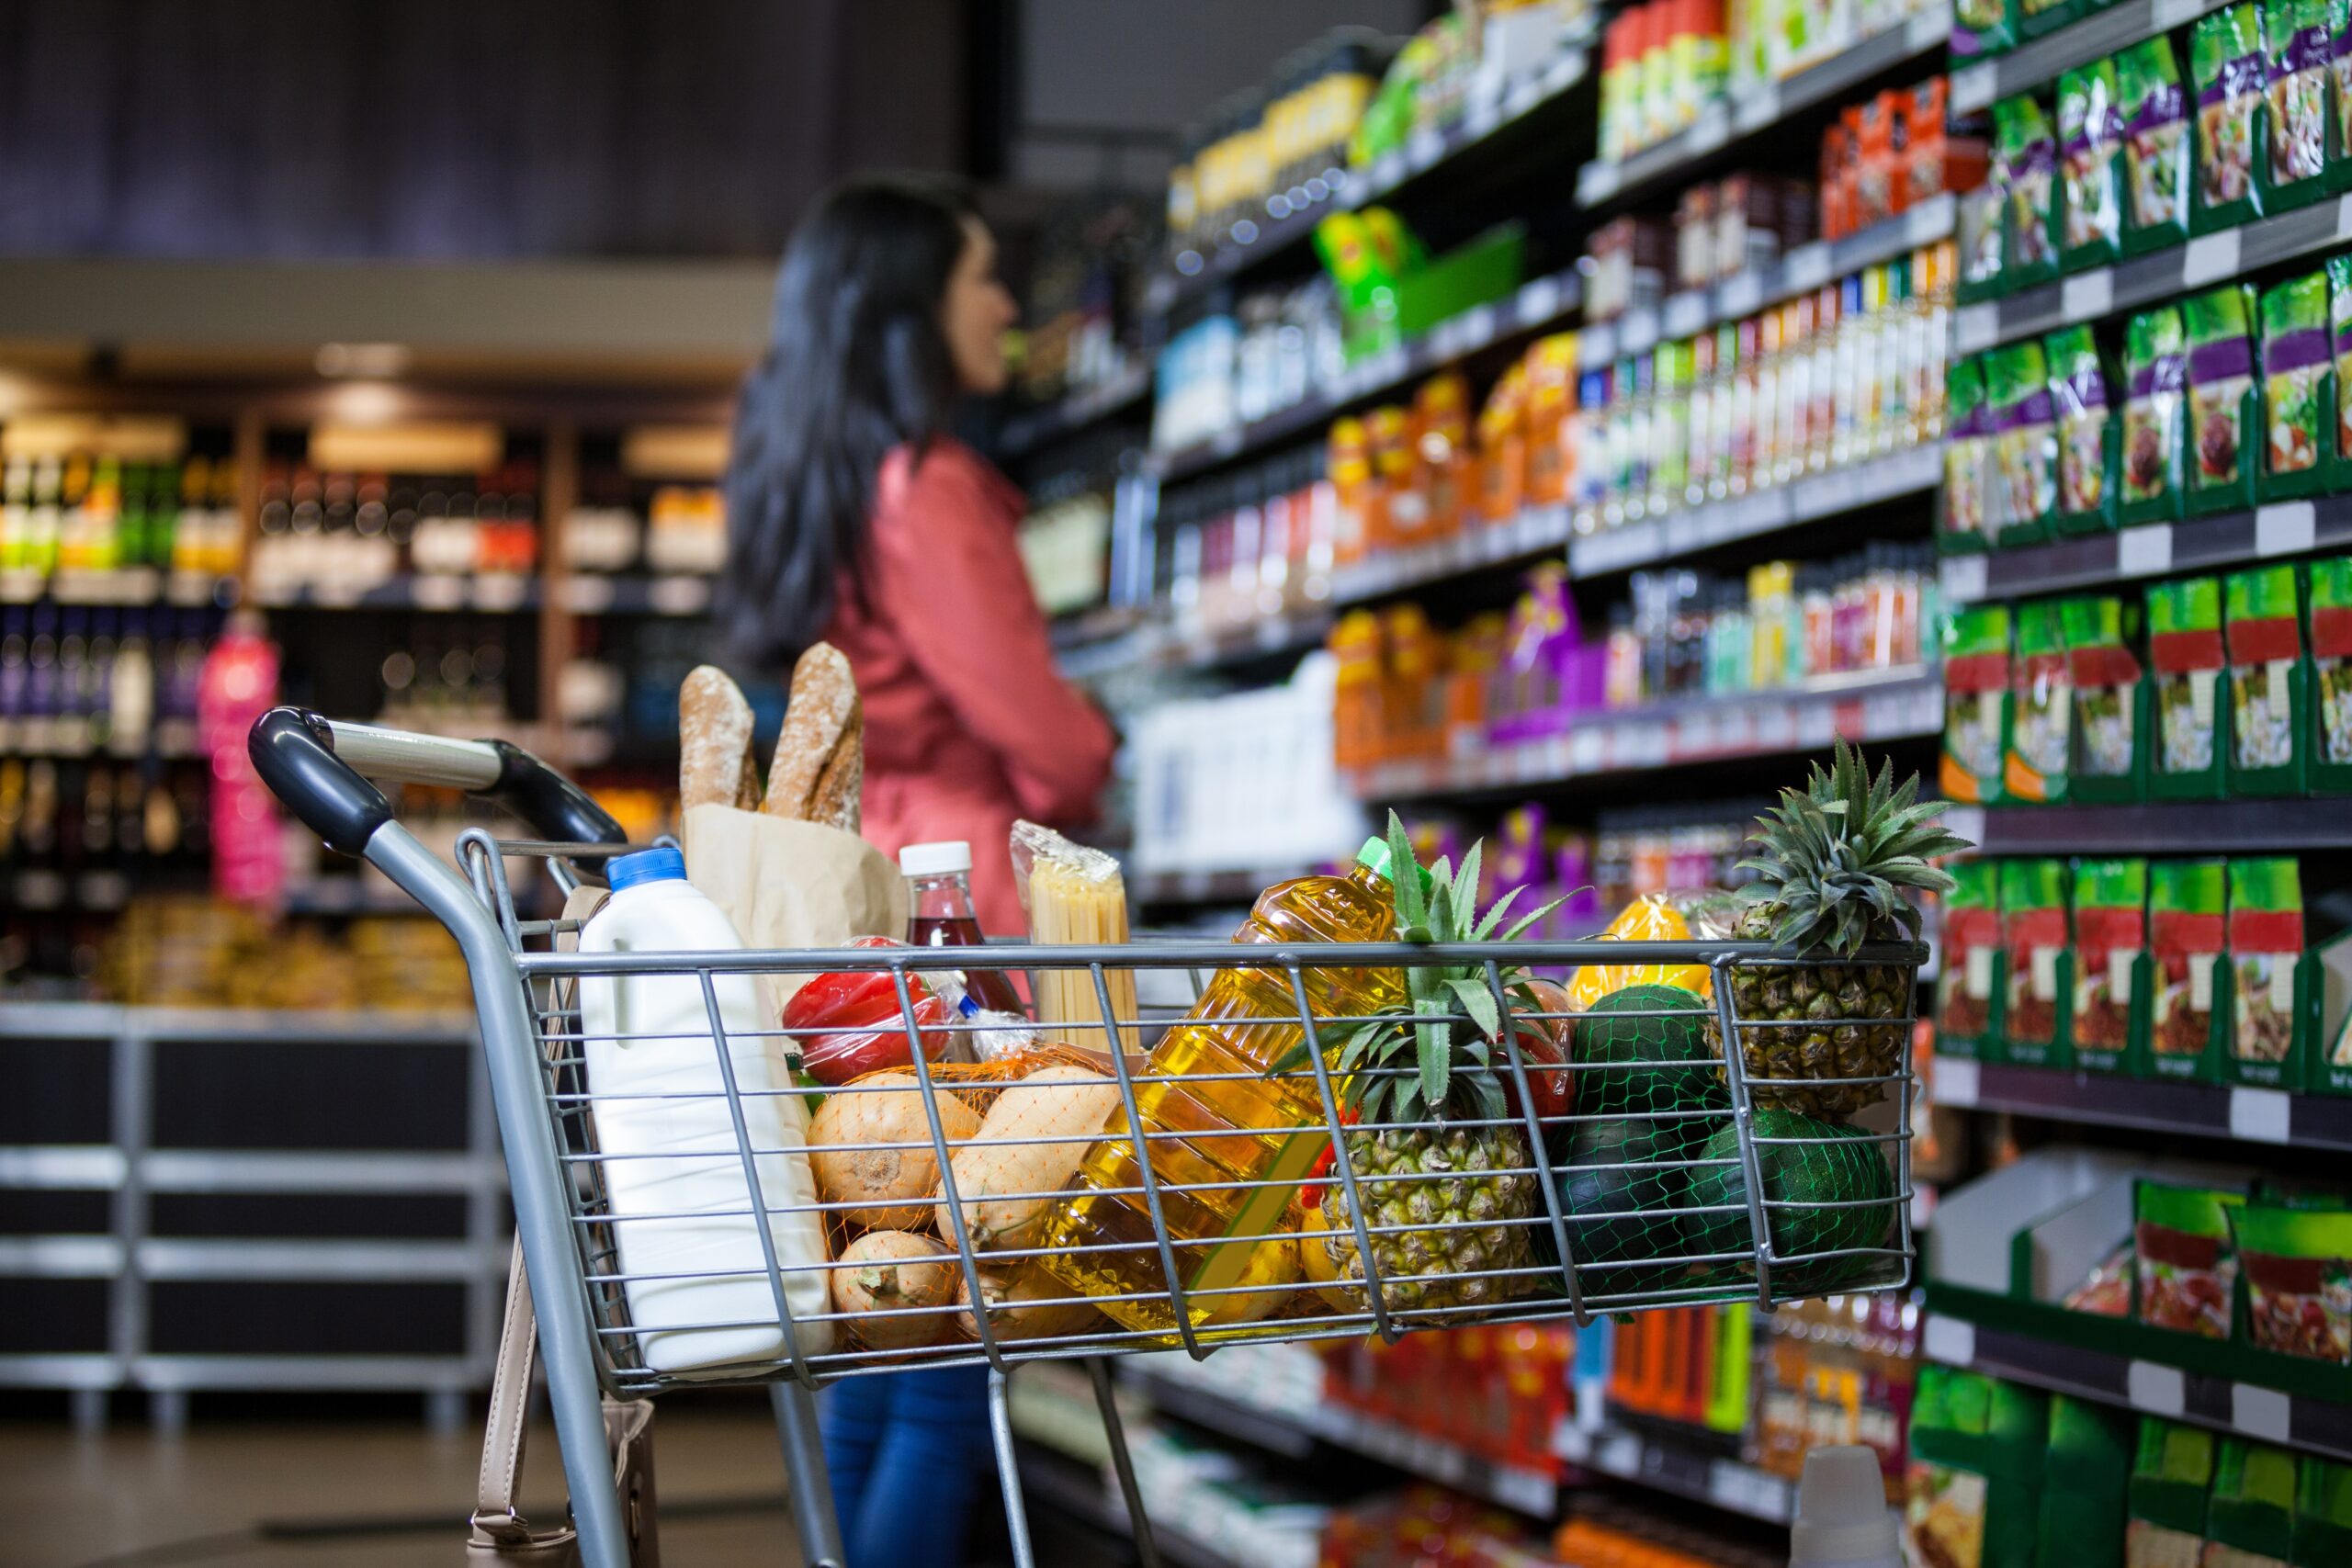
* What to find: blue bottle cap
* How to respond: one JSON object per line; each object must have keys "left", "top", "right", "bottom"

{"left": 607, "top": 846, "right": 686, "bottom": 891}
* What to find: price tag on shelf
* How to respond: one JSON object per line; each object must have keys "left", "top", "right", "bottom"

{"left": 2182, "top": 229, "right": 2243, "bottom": 288}
{"left": 1570, "top": 728, "right": 1606, "bottom": 773}
{"left": 1583, "top": 321, "right": 1617, "bottom": 364}
{"left": 1463, "top": 101, "right": 1500, "bottom": 141}
{"left": 1709, "top": 1461, "right": 1755, "bottom": 1513}
{"left": 1733, "top": 83, "right": 1781, "bottom": 132}
{"left": 2118, "top": 524, "right": 2174, "bottom": 577}
{"left": 2233, "top": 1383, "right": 2293, "bottom": 1444}
{"left": 2153, "top": 0, "right": 2211, "bottom": 28}
{"left": 1457, "top": 304, "right": 1497, "bottom": 350}
{"left": 1954, "top": 302, "right": 1999, "bottom": 354}
{"left": 1688, "top": 113, "right": 1729, "bottom": 154}
{"left": 1369, "top": 153, "right": 1406, "bottom": 194}
{"left": 2062, "top": 268, "right": 2114, "bottom": 322}
{"left": 1906, "top": 194, "right": 1957, "bottom": 246}
{"left": 2128, "top": 1360, "right": 2188, "bottom": 1417}
{"left": 561, "top": 575, "right": 616, "bottom": 615}
{"left": 649, "top": 576, "right": 711, "bottom": 615}
{"left": 473, "top": 575, "right": 528, "bottom": 612}
{"left": 1505, "top": 78, "right": 1544, "bottom": 119}
{"left": 1676, "top": 709, "right": 1716, "bottom": 755}
{"left": 2229, "top": 1087, "right": 2292, "bottom": 1144}
{"left": 1936, "top": 1054, "right": 1983, "bottom": 1109}
{"left": 1906, "top": 6, "right": 1949, "bottom": 44}
{"left": 1545, "top": 51, "right": 1584, "bottom": 93}
{"left": 412, "top": 575, "right": 465, "bottom": 611}
{"left": 1407, "top": 129, "right": 1445, "bottom": 171}
{"left": 1940, "top": 553, "right": 1989, "bottom": 604}
{"left": 1756, "top": 705, "right": 1797, "bottom": 749}
{"left": 1782, "top": 242, "right": 1832, "bottom": 293}
{"left": 1716, "top": 705, "right": 1757, "bottom": 750}
{"left": 1516, "top": 274, "right": 1565, "bottom": 323}
{"left": 1599, "top": 1431, "right": 1642, "bottom": 1474}
{"left": 1495, "top": 1467, "right": 1555, "bottom": 1516}
{"left": 1951, "top": 60, "right": 1997, "bottom": 113}
{"left": 1662, "top": 291, "right": 1708, "bottom": 337}
{"left": 1618, "top": 310, "right": 1659, "bottom": 356}
{"left": 1796, "top": 702, "right": 1837, "bottom": 748}
{"left": 1923, "top": 1314, "right": 1979, "bottom": 1371}
{"left": 2257, "top": 501, "right": 2316, "bottom": 557}
{"left": 2338, "top": 192, "right": 2352, "bottom": 241}
{"left": 1718, "top": 272, "right": 1764, "bottom": 318}
{"left": 1579, "top": 163, "right": 1621, "bottom": 204}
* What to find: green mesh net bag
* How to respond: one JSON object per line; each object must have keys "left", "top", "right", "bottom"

{"left": 1681, "top": 1108, "right": 1898, "bottom": 1296}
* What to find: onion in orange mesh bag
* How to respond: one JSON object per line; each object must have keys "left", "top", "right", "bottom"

{"left": 1564, "top": 888, "right": 1744, "bottom": 1007}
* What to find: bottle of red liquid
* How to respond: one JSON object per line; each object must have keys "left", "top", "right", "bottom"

{"left": 899, "top": 840, "right": 1025, "bottom": 1017}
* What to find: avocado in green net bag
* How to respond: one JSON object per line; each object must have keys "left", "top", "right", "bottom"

{"left": 1572, "top": 983, "right": 1722, "bottom": 1122}
{"left": 1681, "top": 1108, "right": 1895, "bottom": 1295}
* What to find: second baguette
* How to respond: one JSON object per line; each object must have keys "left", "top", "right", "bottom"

{"left": 763, "top": 642, "right": 860, "bottom": 819}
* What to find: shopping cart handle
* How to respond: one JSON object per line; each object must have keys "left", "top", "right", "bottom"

{"left": 248, "top": 707, "right": 628, "bottom": 854}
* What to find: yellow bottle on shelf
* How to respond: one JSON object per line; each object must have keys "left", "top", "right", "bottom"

{"left": 1040, "top": 838, "right": 1408, "bottom": 1333}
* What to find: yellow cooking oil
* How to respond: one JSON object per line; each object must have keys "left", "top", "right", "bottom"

{"left": 1039, "top": 837, "right": 1407, "bottom": 1332}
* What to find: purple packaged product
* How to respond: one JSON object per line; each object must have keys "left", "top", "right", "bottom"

{"left": 1489, "top": 567, "right": 1579, "bottom": 744}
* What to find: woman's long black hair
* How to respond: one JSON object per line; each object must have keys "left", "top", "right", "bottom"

{"left": 718, "top": 175, "right": 977, "bottom": 670}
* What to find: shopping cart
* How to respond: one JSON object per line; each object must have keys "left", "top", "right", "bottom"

{"left": 248, "top": 708, "right": 1919, "bottom": 1568}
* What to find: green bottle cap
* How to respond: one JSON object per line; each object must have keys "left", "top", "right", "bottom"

{"left": 1354, "top": 835, "right": 1396, "bottom": 880}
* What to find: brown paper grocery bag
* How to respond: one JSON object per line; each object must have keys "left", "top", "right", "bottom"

{"left": 678, "top": 803, "right": 906, "bottom": 1001}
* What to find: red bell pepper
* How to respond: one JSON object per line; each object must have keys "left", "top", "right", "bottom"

{"left": 782, "top": 936, "right": 957, "bottom": 1084}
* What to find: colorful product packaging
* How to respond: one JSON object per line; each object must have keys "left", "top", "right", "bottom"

{"left": 1905, "top": 1366, "right": 2049, "bottom": 1568}
{"left": 2021, "top": 0, "right": 2078, "bottom": 41}
{"left": 2001, "top": 858, "right": 2074, "bottom": 1066}
{"left": 2038, "top": 1394, "right": 2135, "bottom": 1568}
{"left": 2150, "top": 859, "right": 2230, "bottom": 1077}
{"left": 2064, "top": 594, "right": 2152, "bottom": 802}
{"left": 2134, "top": 1180, "right": 2246, "bottom": 1337}
{"left": 2228, "top": 857, "right": 2307, "bottom": 1086}
{"left": 2310, "top": 555, "right": 2352, "bottom": 791}
{"left": 1944, "top": 355, "right": 1995, "bottom": 551}
{"left": 1942, "top": 604, "right": 2016, "bottom": 805}
{"left": 2150, "top": 576, "right": 2230, "bottom": 799}
{"left": 2332, "top": 258, "right": 2352, "bottom": 491}
{"left": 2208, "top": 1438, "right": 2301, "bottom": 1562}
{"left": 2230, "top": 1202, "right": 2352, "bottom": 1362}
{"left": 1994, "top": 95, "right": 2061, "bottom": 290}
{"left": 2071, "top": 857, "right": 2149, "bottom": 1074}
{"left": 2007, "top": 600, "right": 2074, "bottom": 802}
{"left": 2261, "top": 271, "right": 2336, "bottom": 499}
{"left": 1989, "top": 339, "right": 2059, "bottom": 544}
{"left": 1954, "top": 0, "right": 2019, "bottom": 62}
{"left": 2119, "top": 37, "right": 2194, "bottom": 255}
{"left": 1939, "top": 860, "right": 2006, "bottom": 1056}
{"left": 1962, "top": 141, "right": 2011, "bottom": 302}
{"left": 2266, "top": 0, "right": 2335, "bottom": 210}
{"left": 2049, "top": 325, "right": 2119, "bottom": 533}
{"left": 2186, "top": 284, "right": 2262, "bottom": 514}
{"left": 2296, "top": 1458, "right": 2352, "bottom": 1562}
{"left": 2224, "top": 563, "right": 2312, "bottom": 795}
{"left": 2058, "top": 60, "right": 2126, "bottom": 272}
{"left": 2121, "top": 304, "right": 2189, "bottom": 526}
{"left": 2192, "top": 6, "right": 2268, "bottom": 234}
{"left": 2129, "top": 1419, "right": 2217, "bottom": 1560}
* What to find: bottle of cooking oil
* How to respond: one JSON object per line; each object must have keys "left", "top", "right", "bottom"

{"left": 1039, "top": 838, "right": 1408, "bottom": 1332}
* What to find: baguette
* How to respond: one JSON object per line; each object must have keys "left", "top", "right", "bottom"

{"left": 678, "top": 665, "right": 756, "bottom": 812}
{"left": 808, "top": 712, "right": 864, "bottom": 831}
{"left": 763, "top": 642, "right": 861, "bottom": 819}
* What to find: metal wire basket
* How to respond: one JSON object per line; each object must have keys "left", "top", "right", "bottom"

{"left": 246, "top": 709, "right": 1918, "bottom": 1568}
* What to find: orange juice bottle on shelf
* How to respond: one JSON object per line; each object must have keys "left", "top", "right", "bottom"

{"left": 1329, "top": 610, "right": 1385, "bottom": 769}
{"left": 1365, "top": 404, "right": 1419, "bottom": 551}
{"left": 1380, "top": 603, "right": 1443, "bottom": 757}
{"left": 1038, "top": 841, "right": 1410, "bottom": 1333}
{"left": 1522, "top": 333, "right": 1580, "bottom": 505}
{"left": 1415, "top": 372, "right": 1475, "bottom": 538}
{"left": 1328, "top": 416, "right": 1374, "bottom": 565}
{"left": 1477, "top": 361, "right": 1529, "bottom": 524}
{"left": 1445, "top": 612, "right": 1507, "bottom": 756}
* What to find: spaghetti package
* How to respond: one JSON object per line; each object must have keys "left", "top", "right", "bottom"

{"left": 1011, "top": 820, "right": 1140, "bottom": 1050}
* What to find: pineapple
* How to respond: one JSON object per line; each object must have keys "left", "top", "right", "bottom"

{"left": 1707, "top": 741, "right": 1969, "bottom": 1119}
{"left": 1278, "top": 815, "right": 1561, "bottom": 1317}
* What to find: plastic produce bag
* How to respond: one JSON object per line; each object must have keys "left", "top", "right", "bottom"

{"left": 1565, "top": 888, "right": 1741, "bottom": 1006}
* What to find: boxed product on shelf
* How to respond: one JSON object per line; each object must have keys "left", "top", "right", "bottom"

{"left": 2069, "top": 858, "right": 2151, "bottom": 1074}
{"left": 2120, "top": 303, "right": 2190, "bottom": 526}
{"left": 2187, "top": 285, "right": 2262, "bottom": 515}
{"left": 2211, "top": 1437, "right": 2301, "bottom": 1561}
{"left": 2264, "top": 0, "right": 2332, "bottom": 212}
{"left": 2225, "top": 857, "right": 2308, "bottom": 1086}
{"left": 2150, "top": 576, "right": 2228, "bottom": 800}
{"left": 2230, "top": 1200, "right": 2352, "bottom": 1362}
{"left": 2039, "top": 1393, "right": 2135, "bottom": 1564}
{"left": 1939, "top": 860, "right": 2006, "bottom": 1055}
{"left": 2007, "top": 600, "right": 2071, "bottom": 802}
{"left": 2134, "top": 1177, "right": 2246, "bottom": 1337}
{"left": 2301, "top": 1458, "right": 2352, "bottom": 1562}
{"left": 1946, "top": 356, "right": 1994, "bottom": 549}
{"left": 2262, "top": 272, "right": 2335, "bottom": 501}
{"left": 2064, "top": 594, "right": 2151, "bottom": 803}
{"left": 2191, "top": 6, "right": 2266, "bottom": 235}
{"left": 2117, "top": 38, "right": 2192, "bottom": 257}
{"left": 1993, "top": 96, "right": 2060, "bottom": 296}
{"left": 1941, "top": 602, "right": 2014, "bottom": 805}
{"left": 1999, "top": 858, "right": 2073, "bottom": 1067}
{"left": 2224, "top": 563, "right": 2312, "bottom": 795}
{"left": 2048, "top": 324, "right": 2119, "bottom": 535}
{"left": 1904, "top": 1363, "right": 2048, "bottom": 1568}
{"left": 2150, "top": 858, "right": 2229, "bottom": 1077}
{"left": 2057, "top": 60, "right": 2124, "bottom": 274}
{"left": 2312, "top": 557, "right": 2352, "bottom": 788}
{"left": 1987, "top": 339, "right": 2058, "bottom": 546}
{"left": 2130, "top": 1417, "right": 2218, "bottom": 1558}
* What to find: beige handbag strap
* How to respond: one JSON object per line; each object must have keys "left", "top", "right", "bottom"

{"left": 471, "top": 1239, "right": 543, "bottom": 1544}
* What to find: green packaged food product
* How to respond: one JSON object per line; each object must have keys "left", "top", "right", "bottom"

{"left": 2038, "top": 1395, "right": 2133, "bottom": 1568}
{"left": 2150, "top": 860, "right": 2229, "bottom": 1077}
{"left": 2001, "top": 858, "right": 2073, "bottom": 1066}
{"left": 2136, "top": 1179, "right": 2247, "bottom": 1334}
{"left": 1905, "top": 1366, "right": 2049, "bottom": 1568}
{"left": 2120, "top": 37, "right": 2194, "bottom": 254}
{"left": 2071, "top": 857, "right": 2149, "bottom": 1073}
{"left": 1989, "top": 340, "right": 2059, "bottom": 543}
{"left": 2335, "top": 0, "right": 2352, "bottom": 197}
{"left": 2225, "top": 563, "right": 2311, "bottom": 795}
{"left": 2064, "top": 594, "right": 2152, "bottom": 802}
{"left": 1961, "top": 167, "right": 2011, "bottom": 302}
{"left": 2021, "top": 0, "right": 2077, "bottom": 40}
{"left": 2049, "top": 325, "right": 2119, "bottom": 532}
{"left": 1944, "top": 355, "right": 1995, "bottom": 551}
{"left": 2193, "top": 6, "right": 2268, "bottom": 232}
{"left": 2332, "top": 257, "right": 2352, "bottom": 488}
{"left": 2129, "top": 1418, "right": 2217, "bottom": 1559}
{"left": 1938, "top": 860, "right": 2006, "bottom": 1056}
{"left": 1995, "top": 96, "right": 2062, "bottom": 289}
{"left": 1942, "top": 604, "right": 2016, "bottom": 806}
{"left": 2228, "top": 1203, "right": 2352, "bottom": 1362}
{"left": 2059, "top": 61, "right": 2126, "bottom": 270}
{"left": 2186, "top": 285, "right": 2262, "bottom": 513}
{"left": 2310, "top": 555, "right": 2352, "bottom": 791}
{"left": 2008, "top": 601, "right": 2074, "bottom": 802}
{"left": 2261, "top": 271, "right": 2335, "bottom": 498}
{"left": 2208, "top": 1438, "right": 2300, "bottom": 1562}
{"left": 1955, "top": 0, "right": 2019, "bottom": 62}
{"left": 2295, "top": 1458, "right": 2352, "bottom": 1563}
{"left": 2121, "top": 306, "right": 2189, "bottom": 525}
{"left": 2228, "top": 857, "right": 2306, "bottom": 1085}
{"left": 2150, "top": 576, "right": 2230, "bottom": 798}
{"left": 2267, "top": 0, "right": 2335, "bottom": 209}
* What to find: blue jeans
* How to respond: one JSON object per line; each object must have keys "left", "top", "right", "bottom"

{"left": 820, "top": 1365, "right": 992, "bottom": 1565}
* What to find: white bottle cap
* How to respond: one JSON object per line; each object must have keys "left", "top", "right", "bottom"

{"left": 899, "top": 840, "right": 973, "bottom": 876}
{"left": 1790, "top": 1445, "right": 1902, "bottom": 1567}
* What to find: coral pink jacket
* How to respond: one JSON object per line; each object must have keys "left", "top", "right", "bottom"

{"left": 821, "top": 438, "right": 1114, "bottom": 935}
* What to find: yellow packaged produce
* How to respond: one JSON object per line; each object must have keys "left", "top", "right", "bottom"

{"left": 1566, "top": 888, "right": 1746, "bottom": 1005}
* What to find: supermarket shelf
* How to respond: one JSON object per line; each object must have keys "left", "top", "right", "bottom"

{"left": 0, "top": 568, "right": 236, "bottom": 608}
{"left": 9, "top": 870, "right": 131, "bottom": 913}
{"left": 0, "top": 1000, "right": 474, "bottom": 1044}
{"left": 997, "top": 363, "right": 1154, "bottom": 460}
{"left": 1124, "top": 1368, "right": 1559, "bottom": 1517}
{"left": 553, "top": 572, "right": 715, "bottom": 616}
{"left": 1922, "top": 1311, "right": 2352, "bottom": 1463}
{"left": 1951, "top": 799, "right": 2352, "bottom": 855}
{"left": 1130, "top": 865, "right": 1317, "bottom": 908}
{"left": 250, "top": 574, "right": 542, "bottom": 613}
{"left": 1012, "top": 1447, "right": 1239, "bottom": 1568}
{"left": 1581, "top": 197, "right": 1955, "bottom": 371}
{"left": 1059, "top": 604, "right": 1336, "bottom": 682}
{"left": 0, "top": 716, "right": 200, "bottom": 761}
{"left": 1344, "top": 666, "right": 1942, "bottom": 802}
{"left": 1940, "top": 496, "right": 2352, "bottom": 605}
{"left": 1575, "top": 8, "right": 1950, "bottom": 211}
{"left": 1567, "top": 445, "right": 1941, "bottom": 579}
{"left": 1950, "top": 0, "right": 2231, "bottom": 113}
{"left": 1146, "top": 43, "right": 1593, "bottom": 315}
{"left": 1555, "top": 1420, "right": 1794, "bottom": 1526}
{"left": 1954, "top": 196, "right": 2352, "bottom": 357}
{"left": 1930, "top": 1054, "right": 2352, "bottom": 1151}
{"left": 1152, "top": 266, "right": 1582, "bottom": 483}
{"left": 1330, "top": 504, "right": 1570, "bottom": 605}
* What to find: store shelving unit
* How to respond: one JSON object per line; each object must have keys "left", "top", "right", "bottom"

{"left": 1941, "top": 497, "right": 2352, "bottom": 604}
{"left": 1929, "top": 1054, "right": 2352, "bottom": 1149}
{"left": 248, "top": 573, "right": 545, "bottom": 614}
{"left": 1012, "top": 1449, "right": 1241, "bottom": 1568}
{"left": 0, "top": 568, "right": 236, "bottom": 609}
{"left": 1566, "top": 446, "right": 1941, "bottom": 579}
{"left": 1555, "top": 1420, "right": 1795, "bottom": 1527}
{"left": 1951, "top": 800, "right": 2352, "bottom": 854}
{"left": 997, "top": 364, "right": 1154, "bottom": 462}
{"left": 1950, "top": 0, "right": 2229, "bottom": 111}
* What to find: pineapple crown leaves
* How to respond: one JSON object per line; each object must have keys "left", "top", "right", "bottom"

{"left": 1735, "top": 739, "right": 1973, "bottom": 957}
{"left": 1276, "top": 811, "right": 1571, "bottom": 1127}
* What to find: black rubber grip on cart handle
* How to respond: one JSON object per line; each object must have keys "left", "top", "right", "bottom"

{"left": 249, "top": 707, "right": 394, "bottom": 857}
{"left": 481, "top": 738, "right": 628, "bottom": 848}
